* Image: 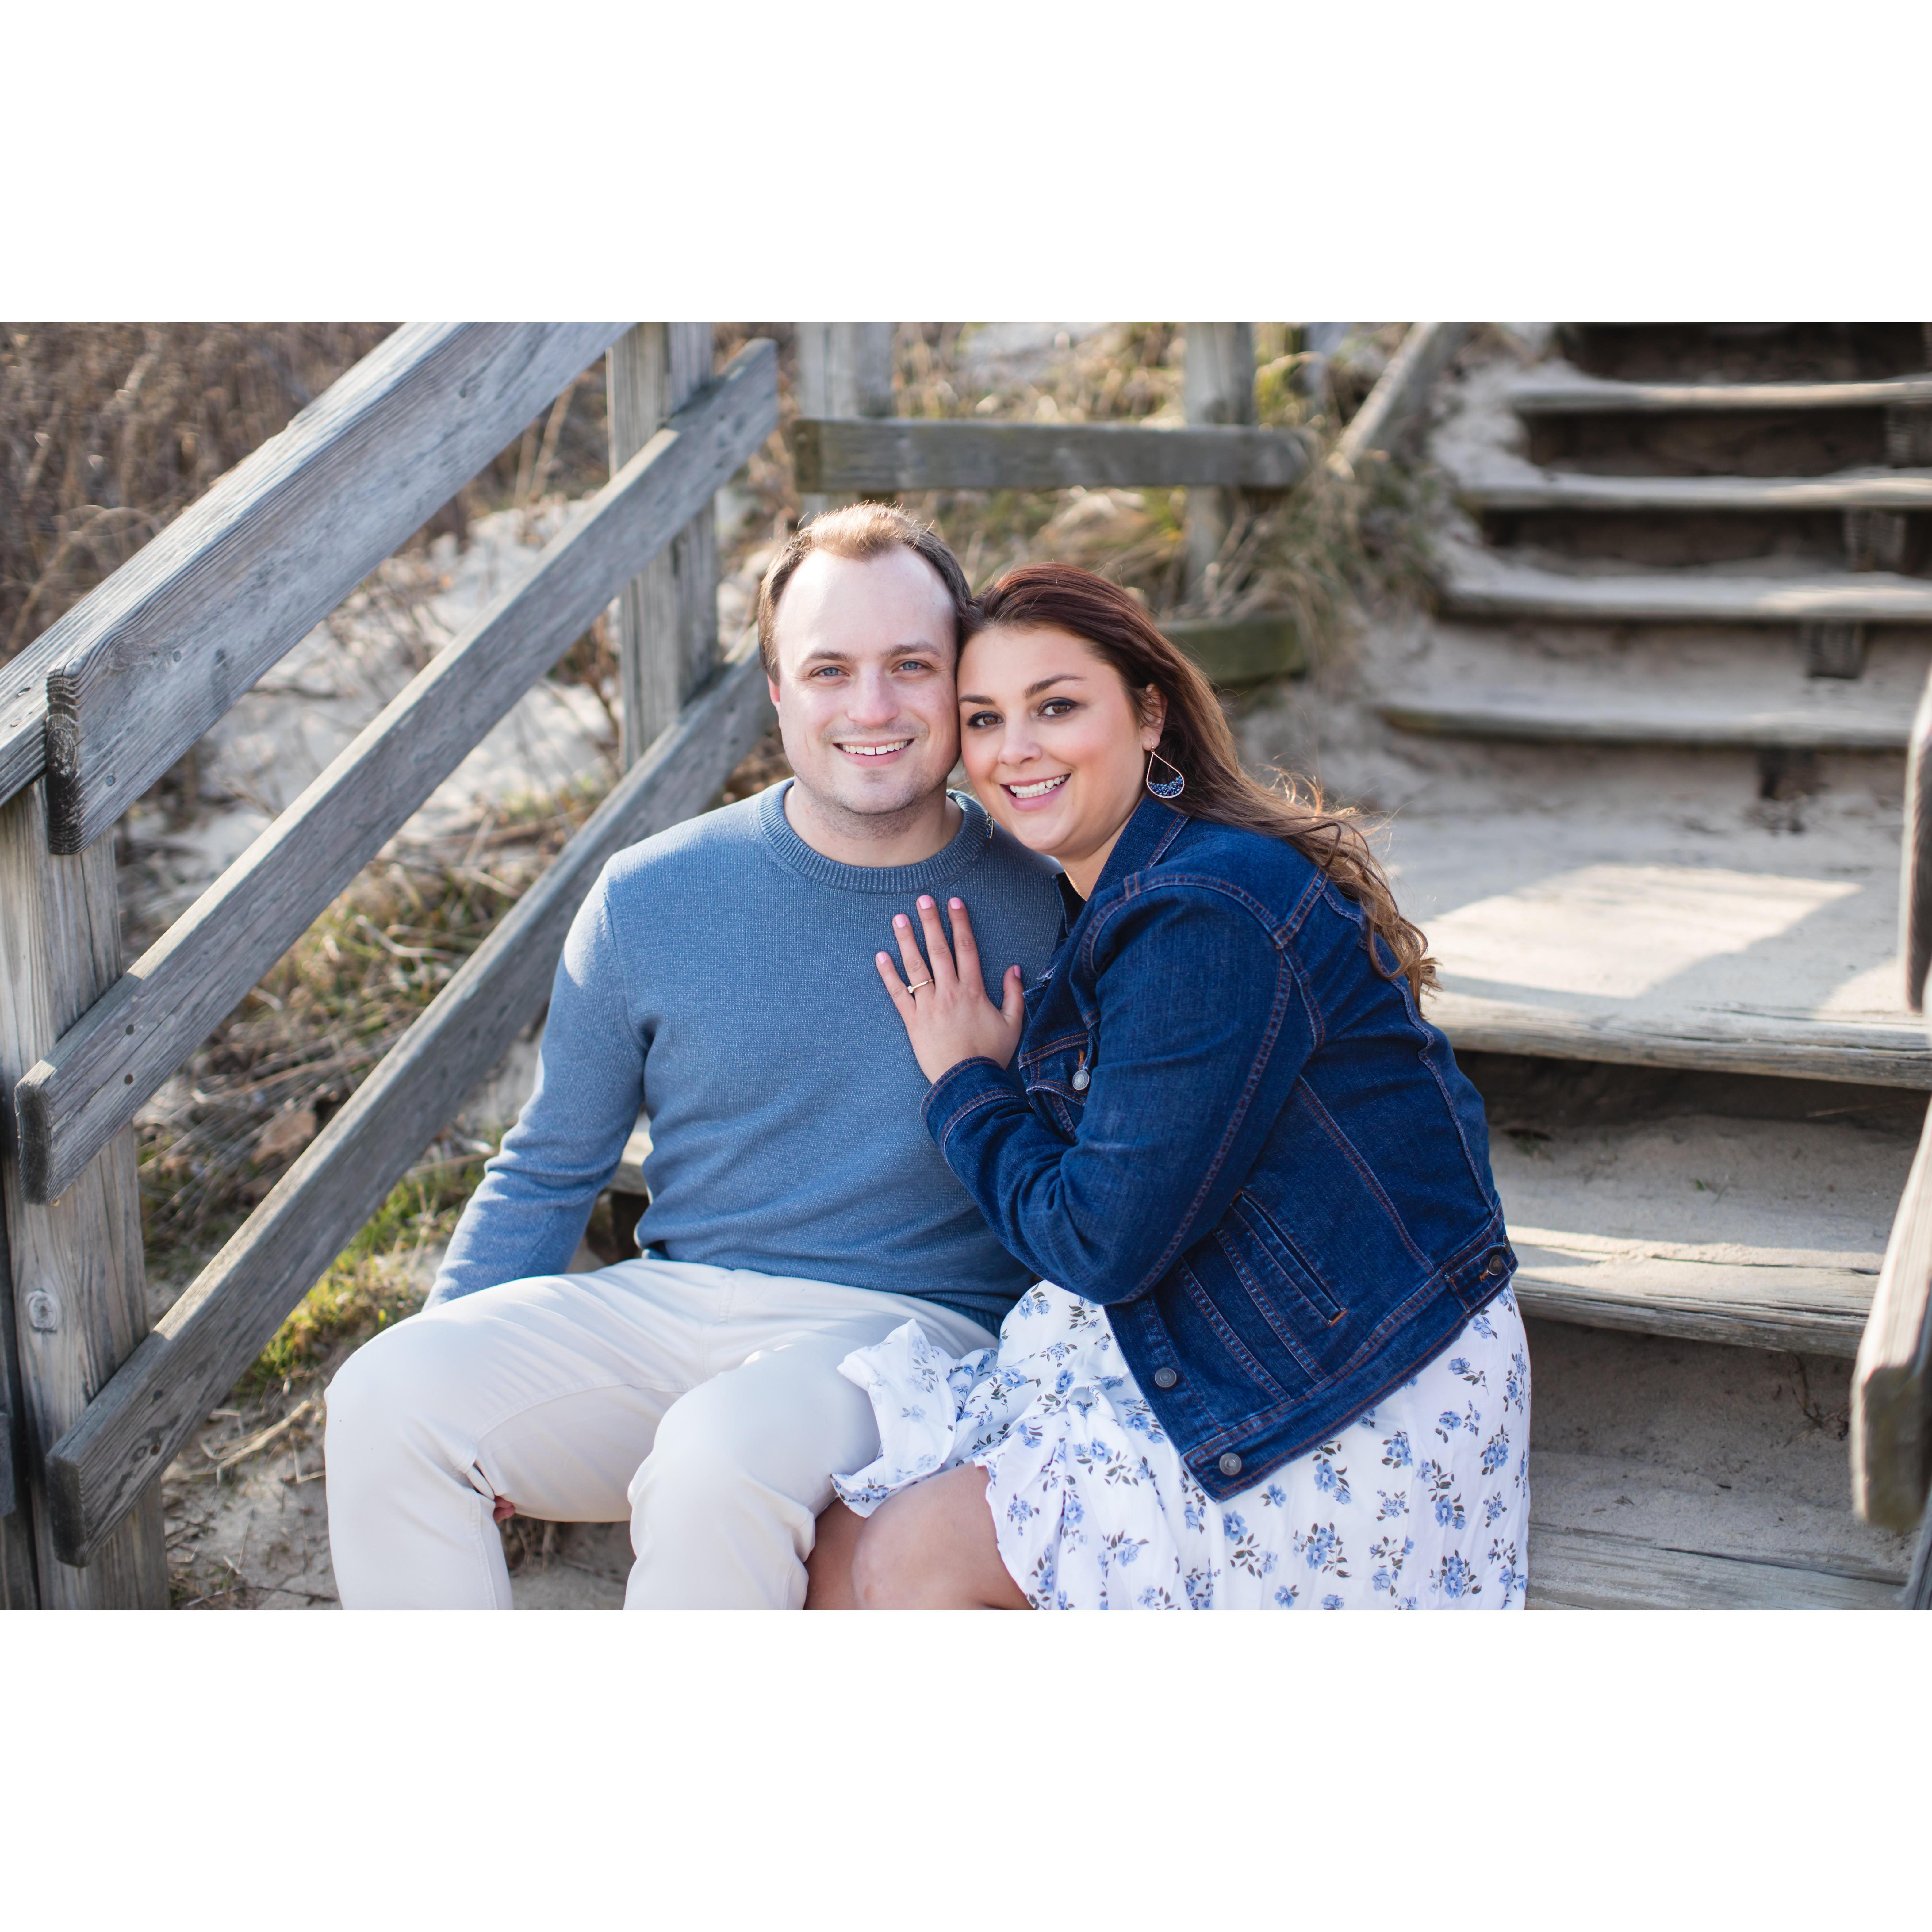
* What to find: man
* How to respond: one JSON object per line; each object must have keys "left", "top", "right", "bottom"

{"left": 323, "top": 504, "right": 1065, "bottom": 1607}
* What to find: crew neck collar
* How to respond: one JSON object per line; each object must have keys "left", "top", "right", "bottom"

{"left": 757, "top": 780, "right": 995, "bottom": 895}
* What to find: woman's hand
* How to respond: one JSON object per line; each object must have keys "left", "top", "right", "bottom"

{"left": 876, "top": 895, "right": 1025, "bottom": 1083}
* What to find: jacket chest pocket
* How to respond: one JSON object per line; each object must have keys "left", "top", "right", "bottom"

{"left": 1020, "top": 1028, "right": 1093, "bottom": 1140}
{"left": 1222, "top": 1192, "right": 1347, "bottom": 1333}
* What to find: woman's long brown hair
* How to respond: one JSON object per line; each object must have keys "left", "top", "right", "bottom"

{"left": 969, "top": 563, "right": 1436, "bottom": 1000}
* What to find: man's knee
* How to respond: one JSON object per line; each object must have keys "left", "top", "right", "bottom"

{"left": 631, "top": 1361, "right": 842, "bottom": 1520}
{"left": 324, "top": 1310, "right": 467, "bottom": 1473}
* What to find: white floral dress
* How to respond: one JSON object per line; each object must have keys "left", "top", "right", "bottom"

{"left": 834, "top": 1280, "right": 1531, "bottom": 1610}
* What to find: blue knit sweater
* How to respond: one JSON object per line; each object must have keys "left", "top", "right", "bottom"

{"left": 428, "top": 782, "right": 1066, "bottom": 1326}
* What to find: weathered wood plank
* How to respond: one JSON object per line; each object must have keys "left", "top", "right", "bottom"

{"left": 1183, "top": 322, "right": 1255, "bottom": 587}
{"left": 1511, "top": 1232, "right": 1873, "bottom": 1357}
{"left": 1439, "top": 556, "right": 1932, "bottom": 627}
{"left": 611, "top": 325, "right": 720, "bottom": 767}
{"left": 1904, "top": 662, "right": 1932, "bottom": 1013}
{"left": 796, "top": 323, "right": 895, "bottom": 522}
{"left": 1527, "top": 1523, "right": 1902, "bottom": 1609}
{"left": 1430, "top": 989, "right": 1932, "bottom": 1090}
{"left": 1852, "top": 1048, "right": 1932, "bottom": 1533}
{"left": 0, "top": 1188, "right": 40, "bottom": 1604}
{"left": 0, "top": 783, "right": 166, "bottom": 1603}
{"left": 1461, "top": 466, "right": 1932, "bottom": 515}
{"left": 1378, "top": 692, "right": 1910, "bottom": 752}
{"left": 1332, "top": 322, "right": 1470, "bottom": 474}
{"left": 1164, "top": 617, "right": 1306, "bottom": 687}
{"left": 28, "top": 323, "right": 623, "bottom": 853}
{"left": 791, "top": 418, "right": 1312, "bottom": 493}
{"left": 43, "top": 641, "right": 774, "bottom": 1566}
{"left": 1510, "top": 372, "right": 1932, "bottom": 418}
{"left": 16, "top": 342, "right": 778, "bottom": 1208}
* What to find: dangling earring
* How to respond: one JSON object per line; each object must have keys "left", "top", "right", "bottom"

{"left": 1145, "top": 748, "right": 1186, "bottom": 800}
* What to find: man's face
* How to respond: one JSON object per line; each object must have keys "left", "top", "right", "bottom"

{"left": 767, "top": 546, "right": 961, "bottom": 824}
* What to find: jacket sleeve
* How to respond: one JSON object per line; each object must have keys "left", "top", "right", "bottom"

{"left": 427, "top": 868, "right": 644, "bottom": 1305}
{"left": 920, "top": 886, "right": 1314, "bottom": 1305}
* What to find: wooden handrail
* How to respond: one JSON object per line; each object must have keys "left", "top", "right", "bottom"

{"left": 17, "top": 323, "right": 623, "bottom": 853}
{"left": 1852, "top": 658, "right": 1932, "bottom": 1536}
{"left": 14, "top": 340, "right": 778, "bottom": 1207}
{"left": 792, "top": 418, "right": 1313, "bottom": 493}
{"left": 44, "top": 636, "right": 774, "bottom": 1566}
{"left": 1330, "top": 322, "right": 1470, "bottom": 476}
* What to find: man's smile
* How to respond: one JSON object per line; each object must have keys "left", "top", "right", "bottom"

{"left": 836, "top": 739, "right": 914, "bottom": 760}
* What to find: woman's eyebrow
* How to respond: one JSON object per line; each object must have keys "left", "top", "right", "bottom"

{"left": 957, "top": 673, "right": 1085, "bottom": 705}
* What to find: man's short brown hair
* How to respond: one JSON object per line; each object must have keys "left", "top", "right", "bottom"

{"left": 755, "top": 503, "right": 972, "bottom": 678}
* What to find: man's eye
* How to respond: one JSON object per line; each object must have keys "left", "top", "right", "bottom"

{"left": 896, "top": 659, "right": 933, "bottom": 674}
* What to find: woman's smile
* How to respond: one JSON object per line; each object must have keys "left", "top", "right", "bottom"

{"left": 1003, "top": 772, "right": 1071, "bottom": 803}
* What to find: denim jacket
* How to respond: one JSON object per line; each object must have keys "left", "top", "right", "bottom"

{"left": 922, "top": 796, "right": 1515, "bottom": 1502}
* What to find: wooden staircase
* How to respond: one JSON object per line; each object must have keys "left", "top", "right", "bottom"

{"left": 1278, "top": 322, "right": 1932, "bottom": 1606}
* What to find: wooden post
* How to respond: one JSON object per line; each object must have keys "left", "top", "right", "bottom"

{"left": 1183, "top": 323, "right": 1256, "bottom": 593}
{"left": 0, "top": 1188, "right": 41, "bottom": 1605}
{"left": 609, "top": 324, "right": 720, "bottom": 767}
{"left": 796, "top": 323, "right": 896, "bottom": 523}
{"left": 0, "top": 781, "right": 166, "bottom": 1606}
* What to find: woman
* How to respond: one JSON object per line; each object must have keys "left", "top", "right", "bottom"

{"left": 808, "top": 564, "right": 1529, "bottom": 1610}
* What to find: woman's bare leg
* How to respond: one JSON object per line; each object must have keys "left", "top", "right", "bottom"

{"left": 849, "top": 1464, "right": 1030, "bottom": 1609}
{"left": 803, "top": 1500, "right": 864, "bottom": 1608}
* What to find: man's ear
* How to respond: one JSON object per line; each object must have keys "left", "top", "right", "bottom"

{"left": 768, "top": 677, "right": 782, "bottom": 708}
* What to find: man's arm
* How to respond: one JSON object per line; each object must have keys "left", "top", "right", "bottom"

{"left": 427, "top": 867, "right": 644, "bottom": 1305}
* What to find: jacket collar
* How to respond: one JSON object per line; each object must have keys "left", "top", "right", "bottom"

{"left": 1088, "top": 794, "right": 1190, "bottom": 901}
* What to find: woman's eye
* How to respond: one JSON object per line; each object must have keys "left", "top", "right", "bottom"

{"left": 965, "top": 711, "right": 999, "bottom": 730}
{"left": 1041, "top": 698, "right": 1075, "bottom": 718}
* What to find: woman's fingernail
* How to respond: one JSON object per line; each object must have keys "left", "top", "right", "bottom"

{"left": 950, "top": 897, "right": 963, "bottom": 909}
{"left": 894, "top": 915, "right": 908, "bottom": 928}
{"left": 918, "top": 895, "right": 934, "bottom": 909}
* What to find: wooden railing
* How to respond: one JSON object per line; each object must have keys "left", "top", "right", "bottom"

{"left": 0, "top": 324, "right": 779, "bottom": 1602}
{"left": 0, "top": 320, "right": 1456, "bottom": 1607}
{"left": 1852, "top": 657, "right": 1932, "bottom": 1605}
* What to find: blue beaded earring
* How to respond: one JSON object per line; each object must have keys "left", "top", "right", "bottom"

{"left": 1145, "top": 749, "right": 1186, "bottom": 800}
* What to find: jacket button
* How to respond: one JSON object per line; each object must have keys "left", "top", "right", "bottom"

{"left": 1152, "top": 1366, "right": 1178, "bottom": 1390}
{"left": 1217, "top": 1452, "right": 1243, "bottom": 1478}
{"left": 1071, "top": 1065, "right": 1090, "bottom": 1092}
{"left": 1483, "top": 1252, "right": 1505, "bottom": 1277}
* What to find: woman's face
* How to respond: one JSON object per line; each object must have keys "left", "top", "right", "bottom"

{"left": 956, "top": 623, "right": 1166, "bottom": 891}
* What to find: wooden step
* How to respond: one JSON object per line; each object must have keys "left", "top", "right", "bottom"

{"left": 1509, "top": 370, "right": 1932, "bottom": 419}
{"left": 1492, "top": 1112, "right": 1903, "bottom": 1355}
{"left": 1388, "top": 818, "right": 1928, "bottom": 1090}
{"left": 1526, "top": 1524, "right": 1901, "bottom": 1608}
{"left": 1459, "top": 465, "right": 1932, "bottom": 515}
{"left": 1378, "top": 690, "right": 1908, "bottom": 751}
{"left": 1438, "top": 554, "right": 1932, "bottom": 627}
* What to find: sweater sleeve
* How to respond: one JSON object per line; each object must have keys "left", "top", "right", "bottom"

{"left": 427, "top": 868, "right": 644, "bottom": 1305}
{"left": 919, "top": 888, "right": 1314, "bottom": 1306}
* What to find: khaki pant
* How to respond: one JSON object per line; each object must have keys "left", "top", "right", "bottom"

{"left": 322, "top": 1256, "right": 994, "bottom": 1608}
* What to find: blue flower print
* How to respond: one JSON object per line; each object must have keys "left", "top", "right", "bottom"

{"left": 1419, "top": 1460, "right": 1466, "bottom": 1531}
{"left": 1432, "top": 1550, "right": 1481, "bottom": 1600}
{"left": 1137, "top": 1585, "right": 1179, "bottom": 1609}
{"left": 1469, "top": 1312, "right": 1495, "bottom": 1340}
{"left": 1435, "top": 1404, "right": 1481, "bottom": 1443}
{"left": 1006, "top": 1496, "right": 1037, "bottom": 1526}
{"left": 1382, "top": 1431, "right": 1413, "bottom": 1470}
{"left": 1273, "top": 1584, "right": 1299, "bottom": 1607}
{"left": 1183, "top": 1496, "right": 1206, "bottom": 1534}
{"left": 1479, "top": 1428, "right": 1510, "bottom": 1476}
{"left": 1184, "top": 1568, "right": 1215, "bottom": 1610}
{"left": 1369, "top": 1535, "right": 1414, "bottom": 1599}
{"left": 1311, "top": 1444, "right": 1351, "bottom": 1505}
{"left": 1294, "top": 1522, "right": 1350, "bottom": 1578}
{"left": 1447, "top": 1356, "right": 1487, "bottom": 1389}
{"left": 1375, "top": 1488, "right": 1410, "bottom": 1521}
{"left": 1482, "top": 1493, "right": 1508, "bottom": 1527}
{"left": 1322, "top": 1594, "right": 1345, "bottom": 1610}
{"left": 1221, "top": 1511, "right": 1249, "bottom": 1541}
{"left": 1488, "top": 1538, "right": 1523, "bottom": 1607}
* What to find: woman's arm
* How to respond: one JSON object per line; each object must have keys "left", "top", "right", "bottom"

{"left": 922, "top": 887, "right": 1316, "bottom": 1305}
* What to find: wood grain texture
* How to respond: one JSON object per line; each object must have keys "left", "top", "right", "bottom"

{"left": 0, "top": 783, "right": 165, "bottom": 1601}
{"left": 1164, "top": 617, "right": 1306, "bottom": 687}
{"left": 1904, "top": 662, "right": 1932, "bottom": 1013}
{"left": 791, "top": 418, "right": 1313, "bottom": 493}
{"left": 1509, "top": 372, "right": 1932, "bottom": 418}
{"left": 1852, "top": 1094, "right": 1932, "bottom": 1532}
{"left": 28, "top": 323, "right": 623, "bottom": 853}
{"left": 1511, "top": 1232, "right": 1873, "bottom": 1357}
{"left": 0, "top": 1190, "right": 39, "bottom": 1604}
{"left": 43, "top": 642, "right": 774, "bottom": 1566}
{"left": 1332, "top": 322, "right": 1470, "bottom": 474}
{"left": 1183, "top": 322, "right": 1255, "bottom": 586}
{"left": 1439, "top": 557, "right": 1932, "bottom": 626}
{"left": 795, "top": 324, "right": 895, "bottom": 521}
{"left": 1377, "top": 693, "right": 1909, "bottom": 751}
{"left": 611, "top": 325, "right": 720, "bottom": 767}
{"left": 1526, "top": 1524, "right": 1902, "bottom": 1609}
{"left": 1429, "top": 989, "right": 1932, "bottom": 1090}
{"left": 16, "top": 341, "right": 778, "bottom": 1208}
{"left": 1461, "top": 466, "right": 1932, "bottom": 514}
